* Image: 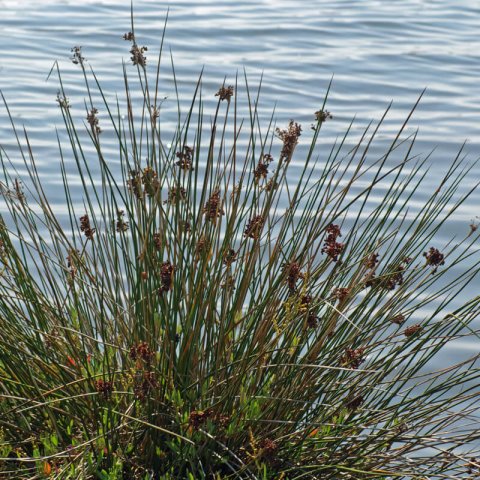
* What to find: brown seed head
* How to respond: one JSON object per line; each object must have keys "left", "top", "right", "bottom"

{"left": 321, "top": 224, "right": 344, "bottom": 262}
{"left": 130, "top": 44, "right": 147, "bottom": 67}
{"left": 79, "top": 214, "right": 95, "bottom": 240}
{"left": 423, "top": 247, "right": 445, "bottom": 269}
{"left": 159, "top": 261, "right": 175, "bottom": 293}
{"left": 276, "top": 120, "right": 302, "bottom": 161}
{"left": 215, "top": 85, "right": 234, "bottom": 102}
{"left": 284, "top": 261, "right": 305, "bottom": 292}
{"left": 340, "top": 347, "right": 365, "bottom": 369}
{"left": 203, "top": 189, "right": 225, "bottom": 221}
{"left": 404, "top": 324, "right": 423, "bottom": 338}
{"left": 95, "top": 379, "right": 113, "bottom": 399}
{"left": 244, "top": 215, "right": 264, "bottom": 240}
{"left": 176, "top": 145, "right": 194, "bottom": 170}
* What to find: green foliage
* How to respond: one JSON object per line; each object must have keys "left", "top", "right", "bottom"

{"left": 0, "top": 15, "right": 480, "bottom": 480}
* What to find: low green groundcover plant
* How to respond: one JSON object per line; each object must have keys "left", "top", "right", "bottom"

{"left": 0, "top": 17, "right": 479, "bottom": 480}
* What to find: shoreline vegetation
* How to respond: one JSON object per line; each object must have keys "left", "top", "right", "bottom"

{"left": 0, "top": 15, "right": 480, "bottom": 479}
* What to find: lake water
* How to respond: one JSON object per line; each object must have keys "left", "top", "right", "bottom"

{"left": 1, "top": 0, "right": 479, "bottom": 361}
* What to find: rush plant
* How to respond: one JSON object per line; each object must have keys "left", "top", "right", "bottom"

{"left": 0, "top": 16, "right": 479, "bottom": 480}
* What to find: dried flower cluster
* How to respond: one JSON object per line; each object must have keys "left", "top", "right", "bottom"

{"left": 321, "top": 224, "right": 344, "bottom": 261}
{"left": 86, "top": 108, "right": 101, "bottom": 135}
{"left": 340, "top": 347, "right": 365, "bottom": 369}
{"left": 56, "top": 92, "right": 70, "bottom": 109}
{"left": 276, "top": 121, "right": 302, "bottom": 161}
{"left": 284, "top": 261, "right": 305, "bottom": 293}
{"left": 311, "top": 110, "right": 333, "bottom": 129}
{"left": 390, "top": 313, "right": 406, "bottom": 325}
{"left": 203, "top": 190, "right": 225, "bottom": 221}
{"left": 189, "top": 408, "right": 214, "bottom": 430}
{"left": 258, "top": 438, "right": 278, "bottom": 460}
{"left": 423, "top": 247, "right": 445, "bottom": 272}
{"left": 332, "top": 287, "right": 350, "bottom": 303}
{"left": 366, "top": 257, "right": 411, "bottom": 291}
{"left": 141, "top": 166, "right": 159, "bottom": 197}
{"left": 129, "top": 342, "right": 155, "bottom": 363}
{"left": 70, "top": 46, "right": 85, "bottom": 65}
{"left": 79, "top": 214, "right": 95, "bottom": 239}
{"left": 176, "top": 145, "right": 194, "bottom": 170}
{"left": 160, "top": 261, "right": 175, "bottom": 293}
{"left": 95, "top": 379, "right": 113, "bottom": 399}
{"left": 127, "top": 167, "right": 160, "bottom": 198}
{"left": 404, "top": 324, "right": 423, "bottom": 338}
{"left": 123, "top": 31, "right": 135, "bottom": 42}
{"left": 215, "top": 85, "right": 234, "bottom": 102}
{"left": 130, "top": 44, "right": 148, "bottom": 67}
{"left": 244, "top": 215, "right": 264, "bottom": 240}
{"left": 254, "top": 153, "right": 273, "bottom": 181}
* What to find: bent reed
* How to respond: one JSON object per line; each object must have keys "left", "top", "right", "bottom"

{"left": 0, "top": 16, "right": 480, "bottom": 480}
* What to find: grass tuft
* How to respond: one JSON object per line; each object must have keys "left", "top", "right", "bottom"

{"left": 0, "top": 17, "right": 479, "bottom": 480}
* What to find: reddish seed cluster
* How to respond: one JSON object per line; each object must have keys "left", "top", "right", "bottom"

{"left": 284, "top": 261, "right": 305, "bottom": 293}
{"left": 276, "top": 120, "right": 302, "bottom": 161}
{"left": 404, "top": 324, "right": 423, "bottom": 338}
{"left": 176, "top": 146, "right": 194, "bottom": 170}
{"left": 332, "top": 287, "right": 350, "bottom": 303}
{"left": 259, "top": 438, "right": 278, "bottom": 459}
{"left": 94, "top": 379, "right": 113, "bottom": 399}
{"left": 203, "top": 190, "right": 225, "bottom": 221}
{"left": 390, "top": 313, "right": 406, "bottom": 325}
{"left": 423, "top": 247, "right": 445, "bottom": 270}
{"left": 244, "top": 215, "right": 265, "bottom": 240}
{"left": 123, "top": 31, "right": 135, "bottom": 42}
{"left": 79, "top": 214, "right": 95, "bottom": 240}
{"left": 160, "top": 261, "right": 175, "bottom": 293}
{"left": 189, "top": 409, "right": 214, "bottom": 430}
{"left": 340, "top": 347, "right": 365, "bottom": 369}
{"left": 321, "top": 224, "right": 344, "bottom": 261}
{"left": 129, "top": 342, "right": 155, "bottom": 363}
{"left": 254, "top": 153, "right": 273, "bottom": 181}
{"left": 215, "top": 85, "right": 234, "bottom": 102}
{"left": 366, "top": 257, "right": 410, "bottom": 291}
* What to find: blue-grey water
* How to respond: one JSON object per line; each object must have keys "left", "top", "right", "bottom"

{"left": 1, "top": 0, "right": 479, "bottom": 364}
